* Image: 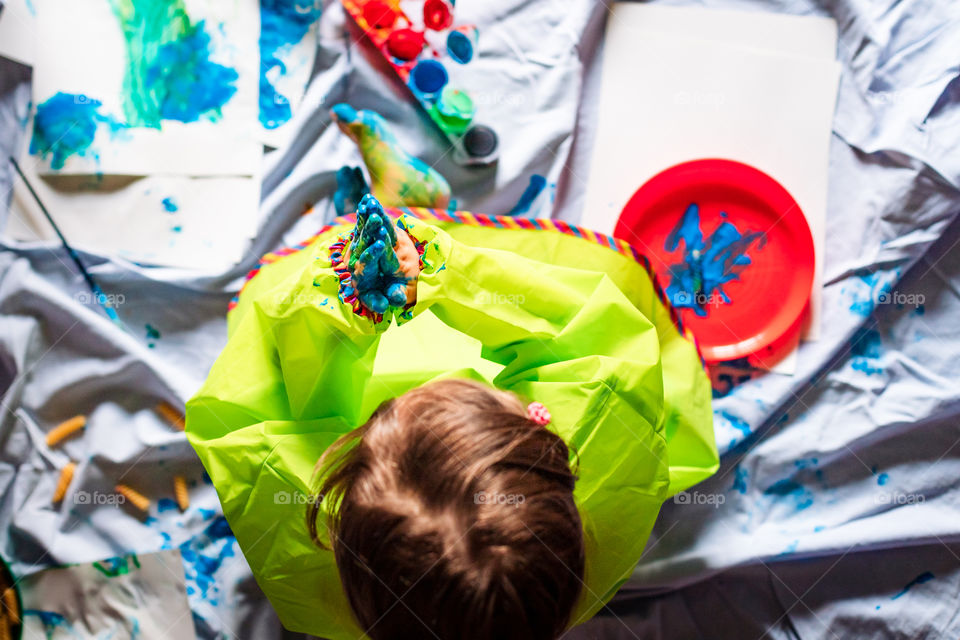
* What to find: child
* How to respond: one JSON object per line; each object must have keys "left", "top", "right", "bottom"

{"left": 186, "top": 195, "right": 718, "bottom": 640}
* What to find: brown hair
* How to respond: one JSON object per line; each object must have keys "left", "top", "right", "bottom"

{"left": 307, "top": 379, "right": 584, "bottom": 640}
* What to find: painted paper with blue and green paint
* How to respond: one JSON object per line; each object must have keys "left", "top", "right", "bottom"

{"left": 30, "top": 0, "right": 253, "bottom": 173}
{"left": 259, "top": 0, "right": 322, "bottom": 131}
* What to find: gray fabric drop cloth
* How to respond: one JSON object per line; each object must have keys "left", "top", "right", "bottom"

{"left": 1, "top": 0, "right": 959, "bottom": 638}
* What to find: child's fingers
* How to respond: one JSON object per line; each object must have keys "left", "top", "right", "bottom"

{"left": 359, "top": 290, "right": 389, "bottom": 314}
{"left": 358, "top": 240, "right": 386, "bottom": 271}
{"left": 386, "top": 281, "right": 408, "bottom": 307}
{"left": 355, "top": 241, "right": 387, "bottom": 291}
{"left": 379, "top": 240, "right": 401, "bottom": 275}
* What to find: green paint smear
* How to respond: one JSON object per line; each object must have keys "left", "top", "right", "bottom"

{"left": 107, "top": 0, "right": 238, "bottom": 128}
{"left": 92, "top": 554, "right": 141, "bottom": 578}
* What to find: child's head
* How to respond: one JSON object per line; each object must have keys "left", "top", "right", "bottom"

{"left": 309, "top": 379, "right": 583, "bottom": 640}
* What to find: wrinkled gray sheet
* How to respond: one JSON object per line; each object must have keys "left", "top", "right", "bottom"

{"left": 1, "top": 0, "right": 959, "bottom": 638}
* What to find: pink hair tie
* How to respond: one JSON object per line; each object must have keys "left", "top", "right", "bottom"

{"left": 527, "top": 402, "right": 551, "bottom": 426}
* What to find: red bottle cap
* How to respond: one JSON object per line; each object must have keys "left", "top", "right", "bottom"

{"left": 363, "top": 0, "right": 397, "bottom": 29}
{"left": 423, "top": 0, "right": 453, "bottom": 31}
{"left": 386, "top": 28, "right": 426, "bottom": 61}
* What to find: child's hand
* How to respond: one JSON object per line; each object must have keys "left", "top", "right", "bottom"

{"left": 344, "top": 195, "right": 420, "bottom": 314}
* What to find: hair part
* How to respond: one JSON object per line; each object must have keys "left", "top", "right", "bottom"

{"left": 307, "top": 379, "right": 584, "bottom": 640}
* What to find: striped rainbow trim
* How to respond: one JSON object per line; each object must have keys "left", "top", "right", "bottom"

{"left": 228, "top": 207, "right": 701, "bottom": 362}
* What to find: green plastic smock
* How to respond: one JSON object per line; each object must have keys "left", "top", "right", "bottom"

{"left": 186, "top": 212, "right": 718, "bottom": 639}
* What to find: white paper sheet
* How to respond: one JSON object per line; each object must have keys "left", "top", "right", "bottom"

{"left": 31, "top": 0, "right": 260, "bottom": 176}
{"left": 7, "top": 156, "right": 260, "bottom": 271}
{"left": 19, "top": 551, "right": 198, "bottom": 640}
{"left": 0, "top": 0, "right": 35, "bottom": 67}
{"left": 582, "top": 4, "right": 840, "bottom": 371}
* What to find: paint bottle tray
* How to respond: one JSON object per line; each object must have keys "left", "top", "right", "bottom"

{"left": 341, "top": 0, "right": 499, "bottom": 165}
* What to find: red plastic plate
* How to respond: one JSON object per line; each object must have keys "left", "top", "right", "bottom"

{"left": 614, "top": 159, "right": 815, "bottom": 363}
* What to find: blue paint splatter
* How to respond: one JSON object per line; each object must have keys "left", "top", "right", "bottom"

{"left": 914, "top": 304, "right": 925, "bottom": 316}
{"left": 161, "top": 197, "right": 179, "bottom": 212}
{"left": 851, "top": 327, "right": 883, "bottom": 375}
{"left": 508, "top": 174, "right": 547, "bottom": 216}
{"left": 158, "top": 498, "right": 179, "bottom": 512}
{"left": 145, "top": 323, "right": 161, "bottom": 349}
{"left": 29, "top": 93, "right": 122, "bottom": 169}
{"left": 814, "top": 525, "right": 826, "bottom": 532}
{"left": 171, "top": 225, "right": 183, "bottom": 233}
{"left": 891, "top": 571, "right": 934, "bottom": 599}
{"left": 847, "top": 268, "right": 901, "bottom": 318}
{"left": 778, "top": 539, "right": 799, "bottom": 556}
{"left": 717, "top": 410, "right": 751, "bottom": 438}
{"left": 259, "top": 0, "right": 323, "bottom": 129}
{"left": 145, "top": 22, "right": 239, "bottom": 124}
{"left": 732, "top": 465, "right": 748, "bottom": 494}
{"left": 664, "top": 204, "right": 765, "bottom": 317}
{"left": 795, "top": 458, "right": 819, "bottom": 469}
{"left": 179, "top": 515, "right": 236, "bottom": 605}
{"left": 25, "top": 609, "right": 75, "bottom": 638}
{"left": 877, "top": 472, "right": 889, "bottom": 486}
{"left": 764, "top": 478, "right": 814, "bottom": 511}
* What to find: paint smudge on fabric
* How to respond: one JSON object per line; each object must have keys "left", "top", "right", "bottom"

{"left": 764, "top": 478, "right": 813, "bottom": 511}
{"left": 29, "top": 93, "right": 122, "bottom": 169}
{"left": 846, "top": 268, "right": 901, "bottom": 317}
{"left": 732, "top": 465, "right": 748, "bottom": 494}
{"left": 877, "top": 472, "right": 890, "bottom": 485}
{"left": 155, "top": 507, "right": 237, "bottom": 610}
{"left": 777, "top": 539, "right": 799, "bottom": 556}
{"left": 92, "top": 554, "right": 141, "bottom": 578}
{"left": 664, "top": 204, "right": 765, "bottom": 317}
{"left": 179, "top": 514, "right": 236, "bottom": 606}
{"left": 714, "top": 409, "right": 753, "bottom": 453}
{"left": 24, "top": 609, "right": 74, "bottom": 638}
{"left": 891, "top": 571, "right": 934, "bottom": 599}
{"left": 851, "top": 327, "right": 883, "bottom": 375}
{"left": 145, "top": 323, "right": 161, "bottom": 348}
{"left": 508, "top": 174, "right": 547, "bottom": 216}
{"left": 259, "top": 0, "right": 322, "bottom": 129}
{"left": 161, "top": 197, "right": 179, "bottom": 212}
{"left": 108, "top": 0, "right": 238, "bottom": 128}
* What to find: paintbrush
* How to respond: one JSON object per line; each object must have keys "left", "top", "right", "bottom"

{"left": 8, "top": 156, "right": 125, "bottom": 328}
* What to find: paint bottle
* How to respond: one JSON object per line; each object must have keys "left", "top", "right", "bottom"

{"left": 463, "top": 124, "right": 498, "bottom": 158}
{"left": 423, "top": 0, "right": 454, "bottom": 31}
{"left": 387, "top": 28, "right": 426, "bottom": 61}
{"left": 432, "top": 87, "right": 475, "bottom": 134}
{"left": 447, "top": 25, "right": 478, "bottom": 64}
{"left": 410, "top": 59, "right": 449, "bottom": 101}
{"left": 363, "top": 0, "right": 397, "bottom": 29}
